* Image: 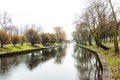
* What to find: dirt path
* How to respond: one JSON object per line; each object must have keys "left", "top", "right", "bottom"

{"left": 97, "top": 53, "right": 114, "bottom": 80}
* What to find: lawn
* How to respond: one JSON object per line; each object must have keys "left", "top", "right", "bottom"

{"left": 0, "top": 43, "right": 61, "bottom": 53}
{"left": 0, "top": 44, "right": 45, "bottom": 53}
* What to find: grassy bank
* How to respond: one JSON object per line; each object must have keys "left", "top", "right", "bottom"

{"left": 78, "top": 43, "right": 120, "bottom": 80}
{"left": 0, "top": 44, "right": 44, "bottom": 53}
{"left": 0, "top": 43, "right": 60, "bottom": 53}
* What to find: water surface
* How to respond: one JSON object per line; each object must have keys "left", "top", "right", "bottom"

{"left": 0, "top": 44, "right": 102, "bottom": 80}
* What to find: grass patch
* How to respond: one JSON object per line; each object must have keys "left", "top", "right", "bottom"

{"left": 3, "top": 44, "right": 35, "bottom": 52}
{"left": 0, "top": 44, "right": 45, "bottom": 53}
{"left": 103, "top": 49, "right": 120, "bottom": 80}
{"left": 0, "top": 43, "right": 60, "bottom": 53}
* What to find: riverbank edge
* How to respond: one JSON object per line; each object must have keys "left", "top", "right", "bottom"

{"left": 0, "top": 44, "right": 61, "bottom": 57}
{"left": 76, "top": 44, "right": 114, "bottom": 80}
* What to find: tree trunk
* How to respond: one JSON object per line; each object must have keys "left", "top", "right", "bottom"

{"left": 84, "top": 40, "right": 87, "bottom": 45}
{"left": 88, "top": 39, "right": 92, "bottom": 45}
{"left": 31, "top": 43, "right": 34, "bottom": 46}
{"left": 108, "top": 0, "right": 119, "bottom": 52}
{"left": 95, "top": 34, "right": 109, "bottom": 50}
{"left": 1, "top": 43, "right": 3, "bottom": 48}
{"left": 114, "top": 27, "right": 119, "bottom": 52}
{"left": 88, "top": 35, "right": 92, "bottom": 46}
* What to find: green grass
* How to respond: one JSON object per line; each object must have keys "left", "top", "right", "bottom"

{"left": 107, "top": 54, "right": 120, "bottom": 80}
{"left": 82, "top": 43, "right": 120, "bottom": 80}
{"left": 3, "top": 44, "right": 34, "bottom": 52}
{"left": 102, "top": 47, "right": 120, "bottom": 80}
{"left": 0, "top": 44, "right": 45, "bottom": 53}
{"left": 0, "top": 43, "right": 60, "bottom": 53}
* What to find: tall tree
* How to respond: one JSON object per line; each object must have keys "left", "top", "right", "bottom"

{"left": 90, "top": 0, "right": 112, "bottom": 50}
{"left": 54, "top": 26, "right": 67, "bottom": 43}
{"left": 41, "top": 33, "right": 51, "bottom": 45}
{"left": 73, "top": 0, "right": 116, "bottom": 50}
{"left": 20, "top": 35, "right": 27, "bottom": 46}
{"left": 108, "top": 0, "right": 120, "bottom": 52}
{"left": 12, "top": 34, "right": 21, "bottom": 47}
{"left": 0, "top": 29, "right": 10, "bottom": 48}
{"left": 49, "top": 34, "right": 57, "bottom": 44}
{"left": 25, "top": 28, "right": 41, "bottom": 46}
{"left": 0, "top": 11, "right": 12, "bottom": 32}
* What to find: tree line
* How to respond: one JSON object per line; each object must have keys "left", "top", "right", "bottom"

{"left": 72, "top": 0, "right": 120, "bottom": 52}
{"left": 0, "top": 12, "right": 67, "bottom": 48}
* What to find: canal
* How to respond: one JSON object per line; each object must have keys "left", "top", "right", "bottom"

{"left": 0, "top": 44, "right": 102, "bottom": 80}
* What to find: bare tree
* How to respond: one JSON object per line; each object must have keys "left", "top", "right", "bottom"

{"left": 108, "top": 0, "right": 120, "bottom": 52}
{"left": 90, "top": 0, "right": 112, "bottom": 49}
{"left": 73, "top": 0, "right": 116, "bottom": 50}
{"left": 25, "top": 28, "right": 42, "bottom": 46}
{"left": 7, "top": 25, "right": 18, "bottom": 35}
{"left": 0, "top": 29, "right": 10, "bottom": 48}
{"left": 54, "top": 26, "right": 67, "bottom": 43}
{"left": 12, "top": 34, "right": 21, "bottom": 47}
{"left": 0, "top": 11, "right": 12, "bottom": 32}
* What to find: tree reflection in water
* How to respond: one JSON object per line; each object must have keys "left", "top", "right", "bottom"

{"left": 54, "top": 46, "right": 67, "bottom": 64}
{"left": 0, "top": 45, "right": 67, "bottom": 74}
{"left": 0, "top": 44, "right": 103, "bottom": 80}
{"left": 73, "top": 46, "right": 103, "bottom": 80}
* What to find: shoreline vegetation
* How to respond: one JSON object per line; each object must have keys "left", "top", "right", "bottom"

{"left": 0, "top": 43, "right": 61, "bottom": 56}
{"left": 77, "top": 43, "right": 120, "bottom": 80}
{"left": 0, "top": 43, "right": 60, "bottom": 52}
{"left": 0, "top": 19, "right": 68, "bottom": 56}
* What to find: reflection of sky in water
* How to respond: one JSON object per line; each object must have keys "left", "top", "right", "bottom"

{"left": 0, "top": 44, "right": 102, "bottom": 80}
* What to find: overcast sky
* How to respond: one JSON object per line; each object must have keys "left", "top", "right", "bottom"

{"left": 0, "top": 0, "right": 85, "bottom": 39}
{"left": 0, "top": 0, "right": 119, "bottom": 39}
